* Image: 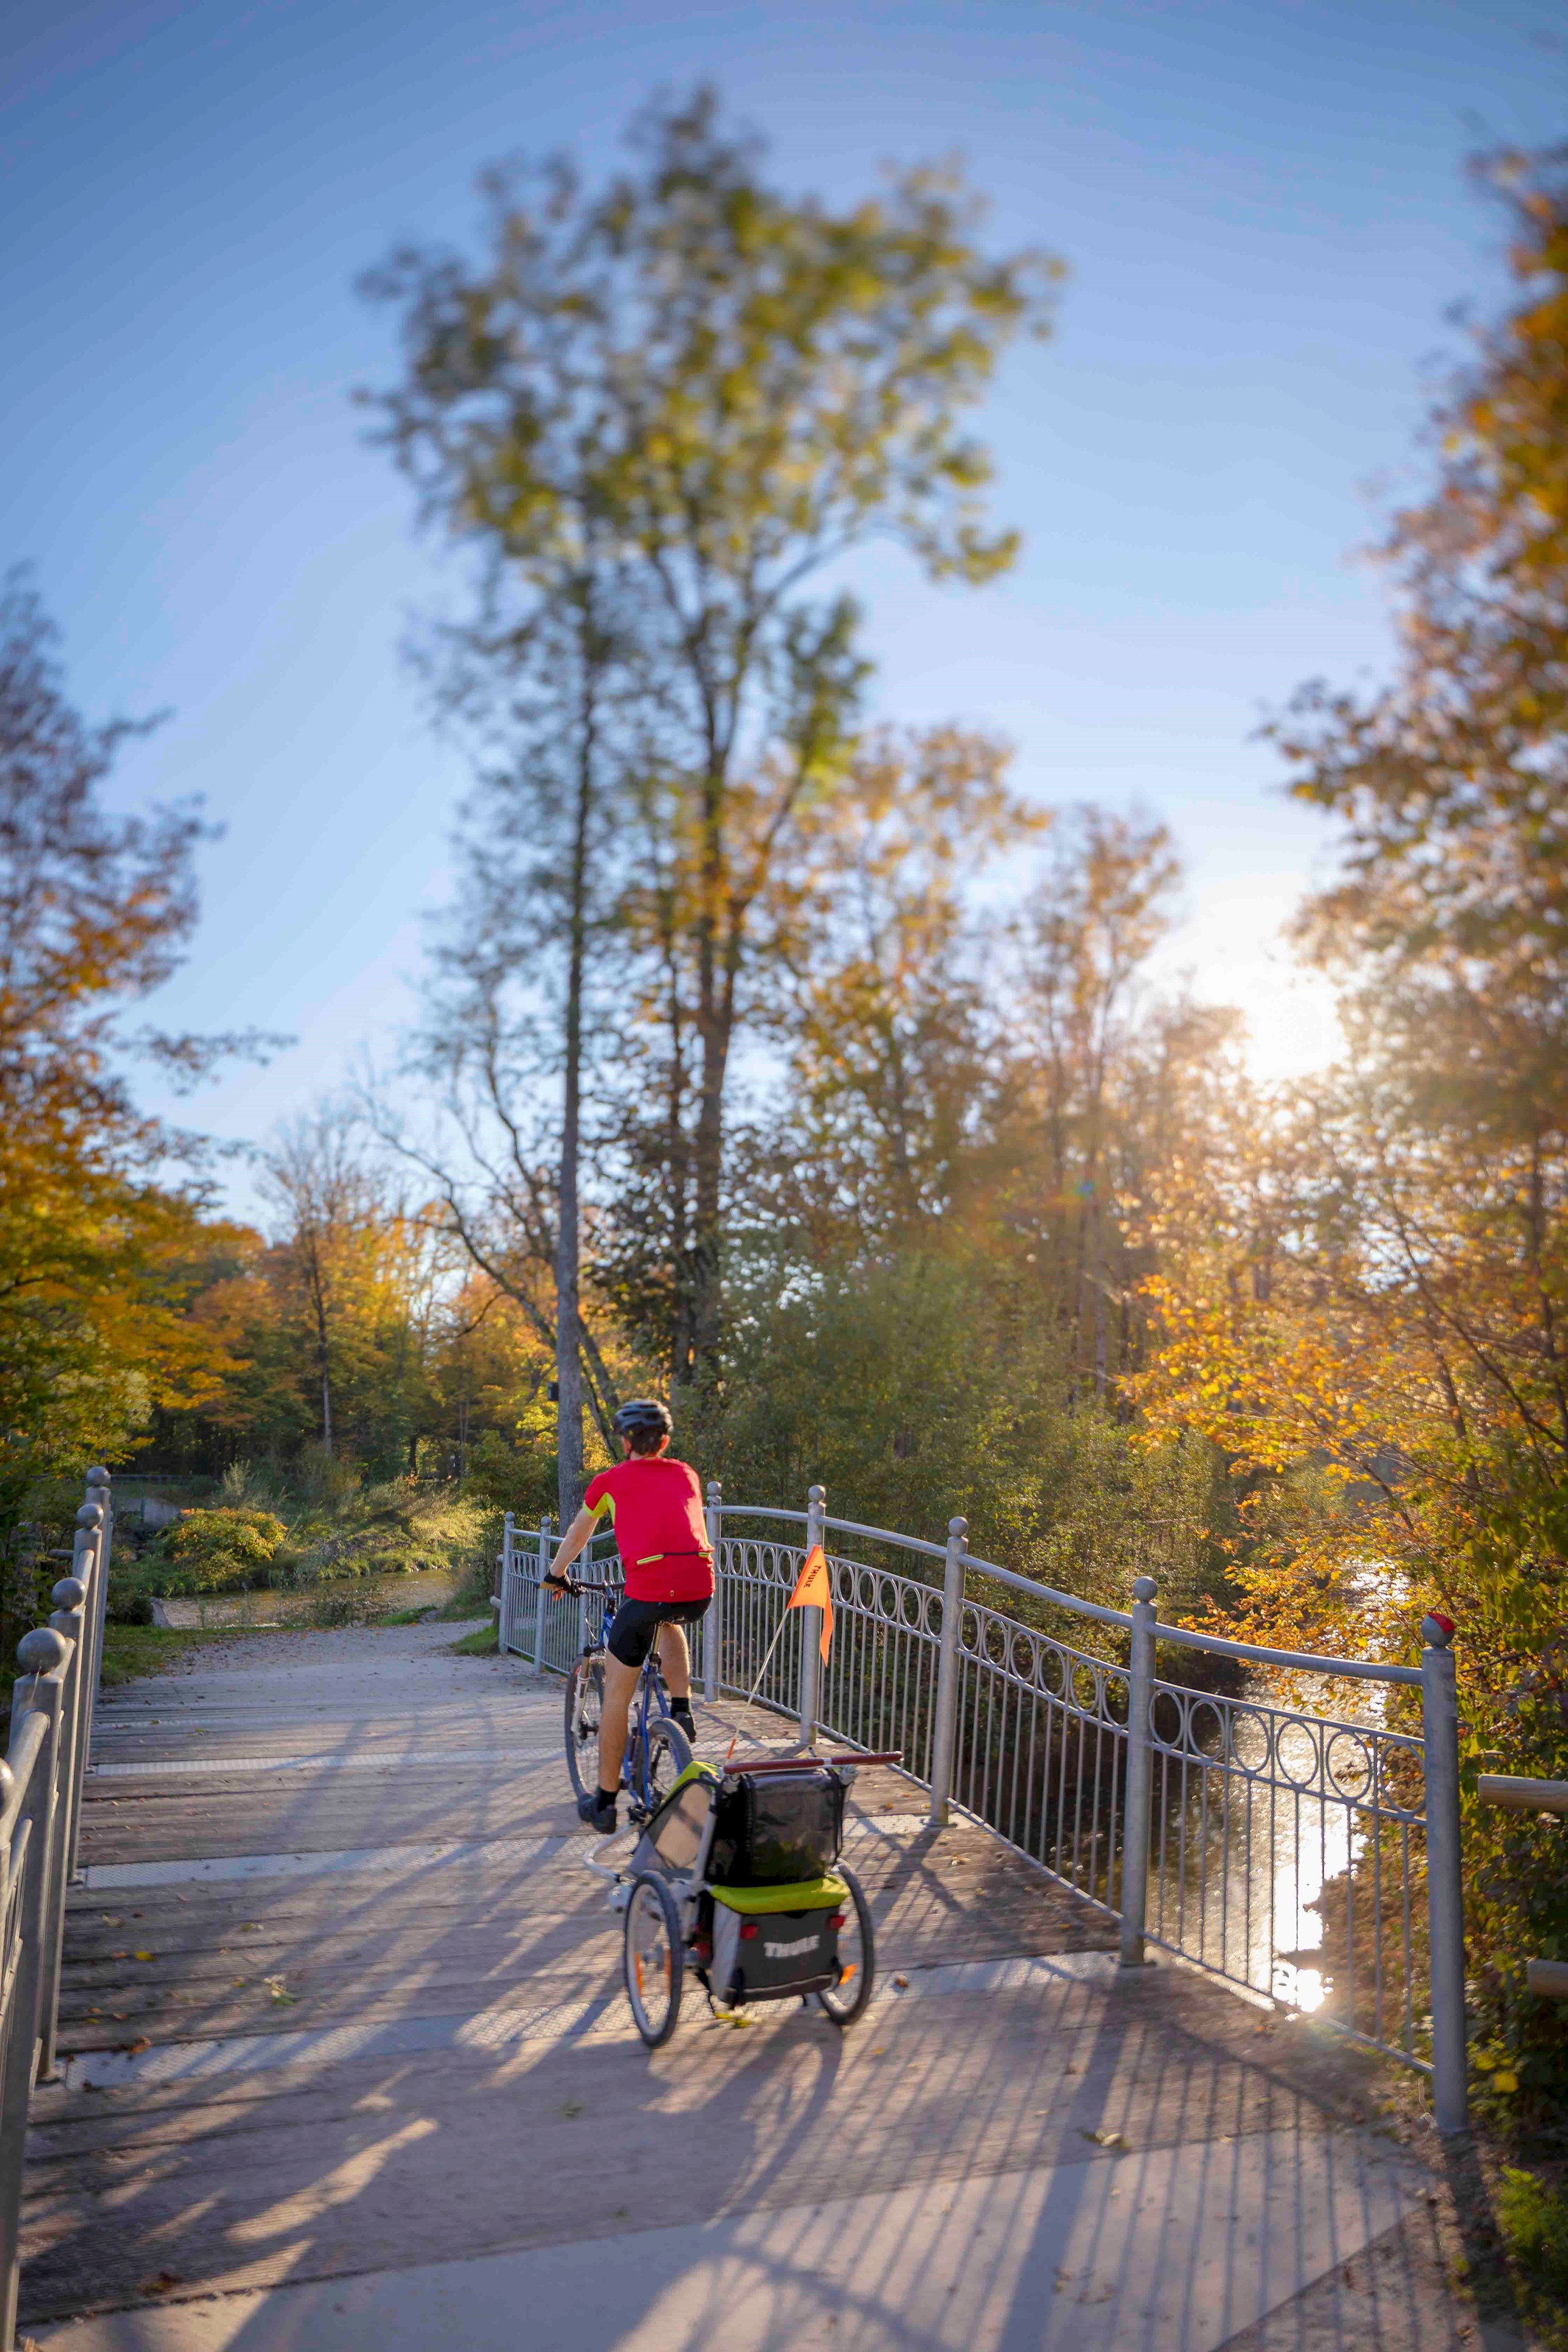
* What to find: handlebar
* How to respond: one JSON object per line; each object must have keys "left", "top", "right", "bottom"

{"left": 544, "top": 1575, "right": 625, "bottom": 1600}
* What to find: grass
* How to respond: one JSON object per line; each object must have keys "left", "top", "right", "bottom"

{"left": 1497, "top": 2167, "right": 1568, "bottom": 2311}
{"left": 100, "top": 1623, "right": 255, "bottom": 1686}
{"left": 447, "top": 1619, "right": 498, "bottom": 1655}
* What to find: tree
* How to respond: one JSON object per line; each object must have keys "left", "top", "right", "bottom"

{"left": 1136, "top": 145, "right": 1568, "bottom": 2096}
{"left": 1016, "top": 808, "right": 1184, "bottom": 1403}
{"left": 378, "top": 573, "right": 638, "bottom": 1515}
{"left": 258, "top": 1108, "right": 450, "bottom": 1474}
{"left": 363, "top": 86, "right": 1058, "bottom": 1383}
{"left": 745, "top": 724, "right": 1037, "bottom": 1252}
{"left": 0, "top": 572, "right": 258, "bottom": 1528}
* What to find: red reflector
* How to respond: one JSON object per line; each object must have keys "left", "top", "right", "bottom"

{"left": 739, "top": 1921, "right": 758, "bottom": 1940}
{"left": 828, "top": 1913, "right": 845, "bottom": 1929}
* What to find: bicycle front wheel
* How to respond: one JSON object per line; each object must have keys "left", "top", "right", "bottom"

{"left": 624, "top": 1872, "right": 684, "bottom": 2047}
{"left": 564, "top": 1656, "right": 604, "bottom": 1803}
{"left": 816, "top": 1863, "right": 874, "bottom": 2028}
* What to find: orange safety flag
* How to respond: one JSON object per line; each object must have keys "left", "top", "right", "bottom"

{"left": 787, "top": 1542, "right": 834, "bottom": 1662}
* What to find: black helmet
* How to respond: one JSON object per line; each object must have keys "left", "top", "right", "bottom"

{"left": 613, "top": 1398, "right": 672, "bottom": 1441}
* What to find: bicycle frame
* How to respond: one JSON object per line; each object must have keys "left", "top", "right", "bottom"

{"left": 584, "top": 1587, "right": 676, "bottom": 1815}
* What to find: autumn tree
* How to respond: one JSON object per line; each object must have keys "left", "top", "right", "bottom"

{"left": 0, "top": 572, "right": 259, "bottom": 1534}
{"left": 363, "top": 86, "right": 1058, "bottom": 1386}
{"left": 1136, "top": 145, "right": 1568, "bottom": 2091}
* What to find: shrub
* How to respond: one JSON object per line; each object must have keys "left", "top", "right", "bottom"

{"left": 1497, "top": 2168, "right": 1568, "bottom": 2303}
{"left": 160, "top": 1507, "right": 287, "bottom": 1593}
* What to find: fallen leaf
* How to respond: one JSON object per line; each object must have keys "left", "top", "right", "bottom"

{"left": 100, "top": 1916, "right": 122, "bottom": 1927}
{"left": 140, "top": 2272, "right": 184, "bottom": 2296}
{"left": 1082, "top": 2127, "right": 1129, "bottom": 2151}
{"left": 126, "top": 2037, "right": 150, "bottom": 2056}
{"left": 892, "top": 1974, "right": 910, "bottom": 1990}
{"left": 133, "top": 1951, "right": 153, "bottom": 1963}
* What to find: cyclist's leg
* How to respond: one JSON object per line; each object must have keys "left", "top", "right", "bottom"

{"left": 598, "top": 1600, "right": 660, "bottom": 1796}
{"left": 597, "top": 1653, "right": 639, "bottom": 1794}
{"left": 654, "top": 1619, "right": 691, "bottom": 1701}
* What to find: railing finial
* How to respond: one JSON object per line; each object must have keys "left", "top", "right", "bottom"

{"left": 16, "top": 1628, "right": 69, "bottom": 1676}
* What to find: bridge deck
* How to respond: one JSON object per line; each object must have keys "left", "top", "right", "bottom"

{"left": 24, "top": 1620, "right": 1492, "bottom": 2349}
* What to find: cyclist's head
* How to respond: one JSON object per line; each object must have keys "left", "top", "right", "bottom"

{"left": 613, "top": 1398, "right": 672, "bottom": 1457}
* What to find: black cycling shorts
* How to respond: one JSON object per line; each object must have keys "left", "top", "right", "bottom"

{"left": 606, "top": 1595, "right": 710, "bottom": 1670}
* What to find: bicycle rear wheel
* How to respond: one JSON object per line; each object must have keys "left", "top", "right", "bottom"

{"left": 816, "top": 1863, "right": 874, "bottom": 2028}
{"left": 624, "top": 1872, "right": 684, "bottom": 2047}
{"left": 628, "top": 1714, "right": 691, "bottom": 1819}
{"left": 564, "top": 1656, "right": 604, "bottom": 1803}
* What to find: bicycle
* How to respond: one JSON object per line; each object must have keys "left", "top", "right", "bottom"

{"left": 557, "top": 1577, "right": 694, "bottom": 1820}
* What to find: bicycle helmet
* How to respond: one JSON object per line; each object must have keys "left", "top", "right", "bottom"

{"left": 613, "top": 1398, "right": 673, "bottom": 1446}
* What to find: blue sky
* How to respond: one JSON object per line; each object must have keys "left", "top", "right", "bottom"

{"left": 4, "top": 0, "right": 1564, "bottom": 1213}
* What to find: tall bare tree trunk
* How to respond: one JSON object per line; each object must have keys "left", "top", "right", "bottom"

{"left": 688, "top": 764, "right": 727, "bottom": 1384}
{"left": 554, "top": 658, "right": 597, "bottom": 1521}
{"left": 308, "top": 1250, "right": 334, "bottom": 1455}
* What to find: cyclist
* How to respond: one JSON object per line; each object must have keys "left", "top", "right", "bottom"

{"left": 543, "top": 1398, "right": 713, "bottom": 1832}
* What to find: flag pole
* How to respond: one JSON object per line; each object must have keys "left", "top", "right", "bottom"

{"left": 724, "top": 1607, "right": 795, "bottom": 1767}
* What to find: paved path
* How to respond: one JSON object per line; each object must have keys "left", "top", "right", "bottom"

{"left": 22, "top": 1623, "right": 1516, "bottom": 2349}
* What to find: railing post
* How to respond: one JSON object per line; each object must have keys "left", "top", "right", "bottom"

{"left": 800, "top": 1484, "right": 825, "bottom": 1748}
{"left": 533, "top": 1516, "right": 551, "bottom": 1675}
{"left": 8, "top": 1633, "right": 68, "bottom": 2100}
{"left": 1118, "top": 1574, "right": 1157, "bottom": 1970}
{"left": 498, "top": 1513, "right": 515, "bottom": 1654}
{"left": 82, "top": 1468, "right": 111, "bottom": 1765}
{"left": 1421, "top": 1612, "right": 1468, "bottom": 2134}
{"left": 50, "top": 1573, "right": 88, "bottom": 1902}
{"left": 64, "top": 1506, "right": 99, "bottom": 1885}
{"left": 703, "top": 1480, "right": 723, "bottom": 1703}
{"left": 0, "top": 1719, "right": 43, "bottom": 2352}
{"left": 927, "top": 1517, "right": 967, "bottom": 1828}
{"left": 38, "top": 1596, "right": 83, "bottom": 2083}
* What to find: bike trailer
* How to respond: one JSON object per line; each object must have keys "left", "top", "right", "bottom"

{"left": 634, "top": 1758, "right": 846, "bottom": 1887}
{"left": 707, "top": 1875, "right": 849, "bottom": 2006}
{"left": 631, "top": 1758, "right": 855, "bottom": 2005}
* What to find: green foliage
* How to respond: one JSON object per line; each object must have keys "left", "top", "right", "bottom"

{"left": 1497, "top": 2167, "right": 1568, "bottom": 2304}
{"left": 459, "top": 1428, "right": 556, "bottom": 1519}
{"left": 699, "top": 1251, "right": 1237, "bottom": 1627}
{"left": 161, "top": 1506, "right": 287, "bottom": 1593}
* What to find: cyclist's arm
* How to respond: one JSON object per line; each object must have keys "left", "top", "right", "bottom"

{"left": 545, "top": 1503, "right": 601, "bottom": 1587}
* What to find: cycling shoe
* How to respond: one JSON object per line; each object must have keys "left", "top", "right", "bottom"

{"left": 578, "top": 1789, "right": 618, "bottom": 1834}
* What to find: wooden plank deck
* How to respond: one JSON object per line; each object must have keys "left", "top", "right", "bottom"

{"left": 21, "top": 1621, "right": 1504, "bottom": 2349}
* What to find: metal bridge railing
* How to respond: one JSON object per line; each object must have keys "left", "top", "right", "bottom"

{"left": 496, "top": 1477, "right": 1467, "bottom": 2134}
{"left": 0, "top": 1467, "right": 114, "bottom": 2348}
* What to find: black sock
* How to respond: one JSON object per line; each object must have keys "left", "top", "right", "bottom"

{"left": 597, "top": 1784, "right": 618, "bottom": 1806}
{"left": 671, "top": 1697, "right": 694, "bottom": 1722}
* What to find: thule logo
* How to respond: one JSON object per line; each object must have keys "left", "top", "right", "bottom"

{"left": 764, "top": 1933, "right": 819, "bottom": 1959}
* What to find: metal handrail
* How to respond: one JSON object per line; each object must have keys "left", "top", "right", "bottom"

{"left": 0, "top": 1467, "right": 113, "bottom": 2347}
{"left": 1149, "top": 1618, "right": 1424, "bottom": 1688}
{"left": 497, "top": 1477, "right": 1467, "bottom": 2134}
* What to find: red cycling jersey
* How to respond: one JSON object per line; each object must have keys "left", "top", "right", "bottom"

{"left": 583, "top": 1456, "right": 714, "bottom": 1603}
